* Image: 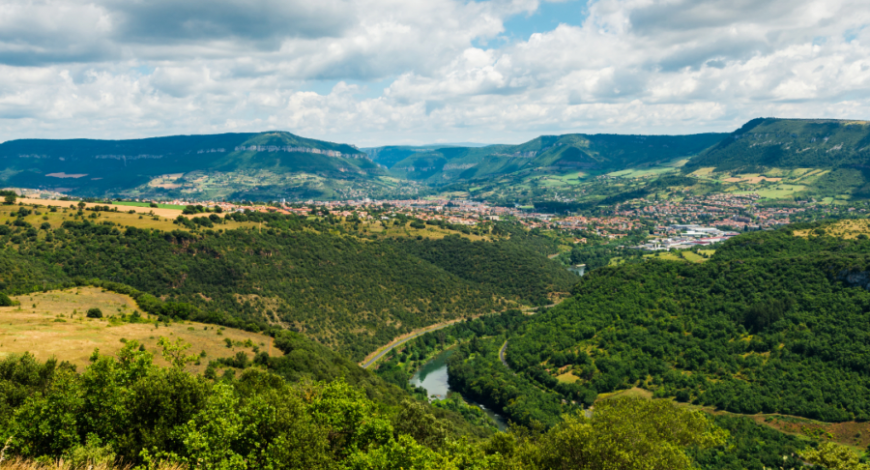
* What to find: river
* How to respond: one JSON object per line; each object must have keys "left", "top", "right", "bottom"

{"left": 409, "top": 348, "right": 508, "bottom": 431}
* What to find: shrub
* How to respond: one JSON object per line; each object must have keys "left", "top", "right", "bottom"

{"left": 0, "top": 293, "right": 13, "bottom": 306}
{"left": 86, "top": 308, "right": 103, "bottom": 318}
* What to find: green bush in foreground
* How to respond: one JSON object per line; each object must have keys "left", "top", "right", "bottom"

{"left": 0, "top": 344, "right": 727, "bottom": 470}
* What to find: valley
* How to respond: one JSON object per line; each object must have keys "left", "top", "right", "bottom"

{"left": 5, "top": 119, "right": 870, "bottom": 469}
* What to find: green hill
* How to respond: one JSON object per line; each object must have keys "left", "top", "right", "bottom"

{"left": 0, "top": 131, "right": 411, "bottom": 200}
{"left": 503, "top": 223, "right": 870, "bottom": 422}
{"left": 388, "top": 133, "right": 726, "bottom": 184}
{"left": 687, "top": 118, "right": 870, "bottom": 171}
{"left": 0, "top": 204, "right": 575, "bottom": 360}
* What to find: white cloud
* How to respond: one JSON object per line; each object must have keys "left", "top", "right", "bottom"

{"left": 0, "top": 0, "right": 868, "bottom": 145}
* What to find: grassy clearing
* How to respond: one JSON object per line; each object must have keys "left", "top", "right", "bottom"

{"left": 18, "top": 198, "right": 183, "bottom": 219}
{"left": 688, "top": 167, "right": 717, "bottom": 177}
{"left": 607, "top": 167, "right": 677, "bottom": 178}
{"left": 596, "top": 387, "right": 654, "bottom": 402}
{"left": 680, "top": 251, "right": 706, "bottom": 263}
{"left": 0, "top": 287, "right": 279, "bottom": 374}
{"left": 643, "top": 251, "right": 683, "bottom": 262}
{"left": 592, "top": 385, "right": 870, "bottom": 450}
{"left": 556, "top": 371, "right": 580, "bottom": 383}
{"left": 366, "top": 221, "right": 492, "bottom": 242}
{"left": 0, "top": 203, "right": 257, "bottom": 233}
{"left": 794, "top": 219, "right": 870, "bottom": 239}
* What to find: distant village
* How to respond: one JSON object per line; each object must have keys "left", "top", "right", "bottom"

{"left": 10, "top": 187, "right": 867, "bottom": 254}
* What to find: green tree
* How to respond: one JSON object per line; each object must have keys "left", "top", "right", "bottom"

{"left": 517, "top": 398, "right": 728, "bottom": 470}
{"left": 799, "top": 442, "right": 870, "bottom": 470}
{"left": 86, "top": 308, "right": 103, "bottom": 318}
{"left": 157, "top": 337, "right": 198, "bottom": 368}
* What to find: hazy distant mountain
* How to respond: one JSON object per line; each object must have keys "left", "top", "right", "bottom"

{"left": 363, "top": 143, "right": 492, "bottom": 169}
{"left": 686, "top": 118, "right": 870, "bottom": 171}
{"left": 0, "top": 131, "right": 401, "bottom": 199}
{"left": 385, "top": 133, "right": 727, "bottom": 184}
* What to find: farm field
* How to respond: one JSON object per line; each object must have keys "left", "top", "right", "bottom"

{"left": 0, "top": 287, "right": 279, "bottom": 374}
{"left": 606, "top": 167, "right": 677, "bottom": 179}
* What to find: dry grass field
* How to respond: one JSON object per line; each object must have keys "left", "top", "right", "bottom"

{"left": 0, "top": 287, "right": 280, "bottom": 374}
{"left": 17, "top": 198, "right": 183, "bottom": 219}
{"left": 0, "top": 201, "right": 258, "bottom": 233}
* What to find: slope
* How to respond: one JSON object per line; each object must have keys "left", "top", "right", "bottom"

{"left": 686, "top": 117, "right": 870, "bottom": 171}
{"left": 1, "top": 202, "right": 573, "bottom": 360}
{"left": 389, "top": 133, "right": 726, "bottom": 184}
{"left": 0, "top": 131, "right": 405, "bottom": 200}
{"left": 504, "top": 223, "right": 870, "bottom": 422}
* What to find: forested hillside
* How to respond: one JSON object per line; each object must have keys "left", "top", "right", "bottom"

{"left": 0, "top": 204, "right": 572, "bottom": 360}
{"left": 505, "top": 223, "right": 870, "bottom": 421}
{"left": 686, "top": 118, "right": 870, "bottom": 171}
{"left": 390, "top": 235, "right": 577, "bottom": 305}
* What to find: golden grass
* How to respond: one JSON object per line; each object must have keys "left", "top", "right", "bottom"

{"left": 17, "top": 198, "right": 182, "bottom": 219}
{"left": 0, "top": 287, "right": 280, "bottom": 374}
{"left": 0, "top": 203, "right": 257, "bottom": 233}
{"left": 794, "top": 219, "right": 870, "bottom": 240}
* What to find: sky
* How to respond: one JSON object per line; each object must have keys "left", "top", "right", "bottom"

{"left": 0, "top": 0, "right": 869, "bottom": 146}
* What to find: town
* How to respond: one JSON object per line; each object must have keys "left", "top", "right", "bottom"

{"left": 11, "top": 187, "right": 865, "bottom": 255}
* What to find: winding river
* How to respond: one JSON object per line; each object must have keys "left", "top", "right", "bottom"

{"left": 409, "top": 349, "right": 508, "bottom": 431}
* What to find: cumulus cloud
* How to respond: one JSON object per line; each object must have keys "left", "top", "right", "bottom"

{"left": 0, "top": 0, "right": 868, "bottom": 145}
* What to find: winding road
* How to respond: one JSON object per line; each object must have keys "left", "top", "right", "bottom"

{"left": 499, "top": 340, "right": 509, "bottom": 368}
{"left": 360, "top": 301, "right": 563, "bottom": 370}
{"left": 360, "top": 321, "right": 457, "bottom": 369}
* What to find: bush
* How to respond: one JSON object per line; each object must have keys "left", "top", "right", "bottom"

{"left": 0, "top": 293, "right": 13, "bottom": 307}
{"left": 86, "top": 308, "right": 103, "bottom": 318}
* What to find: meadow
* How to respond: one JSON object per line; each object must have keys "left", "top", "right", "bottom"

{"left": 0, "top": 287, "right": 278, "bottom": 374}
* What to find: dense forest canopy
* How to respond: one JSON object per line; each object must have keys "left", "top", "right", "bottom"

{"left": 501, "top": 223, "right": 870, "bottom": 422}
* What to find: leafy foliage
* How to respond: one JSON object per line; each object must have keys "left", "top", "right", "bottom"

{"left": 392, "top": 235, "right": 577, "bottom": 305}
{"left": 506, "top": 225, "right": 870, "bottom": 421}
{"left": 0, "top": 348, "right": 728, "bottom": 470}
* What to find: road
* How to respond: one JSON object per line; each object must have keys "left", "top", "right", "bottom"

{"left": 360, "top": 300, "right": 564, "bottom": 370}
{"left": 499, "top": 340, "right": 509, "bottom": 368}
{"left": 360, "top": 321, "right": 456, "bottom": 369}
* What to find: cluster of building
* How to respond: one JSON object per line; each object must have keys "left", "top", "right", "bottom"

{"left": 613, "top": 193, "right": 802, "bottom": 231}
{"left": 634, "top": 225, "right": 740, "bottom": 251}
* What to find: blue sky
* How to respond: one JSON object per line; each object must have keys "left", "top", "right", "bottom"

{"left": 0, "top": 0, "right": 868, "bottom": 146}
{"left": 502, "top": 0, "right": 588, "bottom": 41}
